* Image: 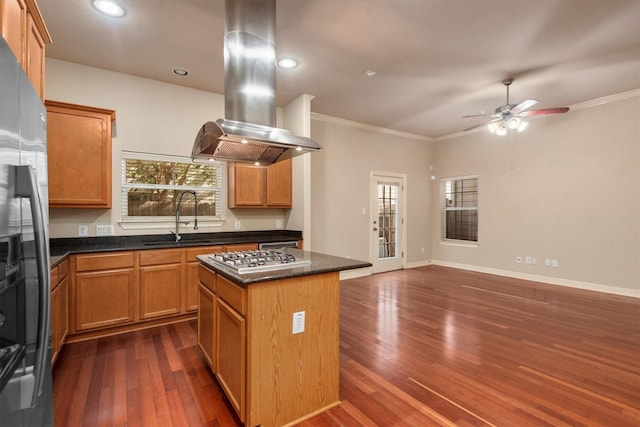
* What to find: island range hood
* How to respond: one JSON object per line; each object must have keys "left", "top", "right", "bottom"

{"left": 192, "top": 0, "right": 321, "bottom": 164}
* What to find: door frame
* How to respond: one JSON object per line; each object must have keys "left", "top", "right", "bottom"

{"left": 370, "top": 170, "right": 407, "bottom": 273}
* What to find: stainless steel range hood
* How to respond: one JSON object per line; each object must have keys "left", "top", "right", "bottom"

{"left": 191, "top": 0, "right": 321, "bottom": 164}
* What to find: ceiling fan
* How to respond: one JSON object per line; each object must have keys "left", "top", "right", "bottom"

{"left": 463, "top": 78, "right": 570, "bottom": 135}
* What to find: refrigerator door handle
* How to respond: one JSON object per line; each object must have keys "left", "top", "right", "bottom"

{"left": 14, "top": 164, "right": 51, "bottom": 408}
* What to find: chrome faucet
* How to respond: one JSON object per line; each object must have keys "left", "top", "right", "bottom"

{"left": 171, "top": 190, "right": 198, "bottom": 242}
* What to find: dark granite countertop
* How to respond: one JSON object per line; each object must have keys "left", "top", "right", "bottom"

{"left": 49, "top": 230, "right": 303, "bottom": 262}
{"left": 197, "top": 248, "right": 371, "bottom": 285}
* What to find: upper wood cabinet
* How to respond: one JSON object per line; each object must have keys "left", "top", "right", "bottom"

{"left": 228, "top": 158, "right": 292, "bottom": 208}
{"left": 45, "top": 100, "right": 116, "bottom": 209}
{"left": 0, "top": 0, "right": 51, "bottom": 99}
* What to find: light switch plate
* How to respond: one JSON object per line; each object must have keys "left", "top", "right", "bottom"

{"left": 78, "top": 224, "right": 88, "bottom": 236}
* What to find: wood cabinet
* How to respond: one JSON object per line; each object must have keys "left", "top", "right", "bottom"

{"left": 196, "top": 264, "right": 340, "bottom": 426}
{"left": 266, "top": 158, "right": 292, "bottom": 206}
{"left": 216, "top": 298, "right": 246, "bottom": 421}
{"left": 197, "top": 264, "right": 216, "bottom": 370}
{"left": 45, "top": 101, "right": 115, "bottom": 209}
{"left": 186, "top": 246, "right": 222, "bottom": 312}
{"left": 0, "top": 0, "right": 51, "bottom": 99}
{"left": 228, "top": 158, "right": 292, "bottom": 208}
{"left": 73, "top": 252, "right": 135, "bottom": 332}
{"left": 50, "top": 258, "right": 69, "bottom": 365}
{"left": 139, "top": 249, "right": 182, "bottom": 320}
{"left": 223, "top": 243, "right": 258, "bottom": 252}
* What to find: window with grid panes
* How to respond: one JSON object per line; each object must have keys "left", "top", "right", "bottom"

{"left": 441, "top": 176, "right": 478, "bottom": 242}
{"left": 121, "top": 152, "right": 222, "bottom": 220}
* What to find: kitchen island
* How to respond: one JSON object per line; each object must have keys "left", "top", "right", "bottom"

{"left": 196, "top": 249, "right": 370, "bottom": 427}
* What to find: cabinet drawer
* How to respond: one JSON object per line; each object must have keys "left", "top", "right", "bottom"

{"left": 198, "top": 265, "right": 216, "bottom": 293}
{"left": 139, "top": 248, "right": 181, "bottom": 266}
{"left": 224, "top": 243, "right": 258, "bottom": 252}
{"left": 75, "top": 252, "right": 135, "bottom": 272}
{"left": 187, "top": 246, "right": 223, "bottom": 262}
{"left": 217, "top": 274, "right": 247, "bottom": 316}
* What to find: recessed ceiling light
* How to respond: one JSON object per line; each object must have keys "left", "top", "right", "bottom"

{"left": 92, "top": 0, "right": 126, "bottom": 18}
{"left": 173, "top": 68, "right": 189, "bottom": 76}
{"left": 277, "top": 57, "right": 299, "bottom": 69}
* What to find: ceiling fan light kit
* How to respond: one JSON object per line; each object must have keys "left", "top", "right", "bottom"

{"left": 464, "top": 78, "right": 569, "bottom": 136}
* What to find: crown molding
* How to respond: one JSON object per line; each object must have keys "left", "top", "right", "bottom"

{"left": 310, "top": 113, "right": 432, "bottom": 142}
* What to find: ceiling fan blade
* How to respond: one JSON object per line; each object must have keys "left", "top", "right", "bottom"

{"left": 511, "top": 99, "right": 538, "bottom": 114}
{"left": 519, "top": 107, "right": 570, "bottom": 116}
{"left": 462, "top": 113, "right": 500, "bottom": 119}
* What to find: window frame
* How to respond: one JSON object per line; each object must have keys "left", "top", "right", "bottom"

{"left": 118, "top": 151, "right": 224, "bottom": 230}
{"left": 440, "top": 175, "right": 479, "bottom": 245}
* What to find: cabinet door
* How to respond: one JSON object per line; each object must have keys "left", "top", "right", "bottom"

{"left": 229, "top": 163, "right": 265, "bottom": 207}
{"left": 75, "top": 268, "right": 135, "bottom": 331}
{"left": 58, "top": 274, "right": 69, "bottom": 346}
{"left": 139, "top": 264, "right": 182, "bottom": 319}
{"left": 50, "top": 283, "right": 60, "bottom": 363}
{"left": 1, "top": 0, "right": 27, "bottom": 65}
{"left": 197, "top": 284, "right": 216, "bottom": 370}
{"left": 266, "top": 158, "right": 292, "bottom": 207}
{"left": 216, "top": 298, "right": 246, "bottom": 422}
{"left": 46, "top": 101, "right": 115, "bottom": 208}
{"left": 25, "top": 9, "right": 45, "bottom": 98}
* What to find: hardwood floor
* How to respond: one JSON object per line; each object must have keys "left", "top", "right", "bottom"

{"left": 53, "top": 266, "right": 640, "bottom": 426}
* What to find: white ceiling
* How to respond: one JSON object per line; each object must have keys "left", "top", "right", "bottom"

{"left": 39, "top": 0, "right": 640, "bottom": 139}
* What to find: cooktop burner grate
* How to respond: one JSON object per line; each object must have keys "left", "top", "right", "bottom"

{"left": 207, "top": 250, "right": 311, "bottom": 274}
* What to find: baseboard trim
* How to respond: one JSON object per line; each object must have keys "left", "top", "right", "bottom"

{"left": 340, "top": 266, "right": 373, "bottom": 280}
{"left": 430, "top": 260, "right": 640, "bottom": 298}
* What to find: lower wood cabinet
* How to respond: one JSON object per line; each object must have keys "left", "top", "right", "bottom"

{"left": 216, "top": 298, "right": 246, "bottom": 421}
{"left": 73, "top": 252, "right": 135, "bottom": 332}
{"left": 50, "top": 258, "right": 69, "bottom": 365}
{"left": 65, "top": 243, "right": 264, "bottom": 342}
{"left": 197, "top": 264, "right": 340, "bottom": 427}
{"left": 139, "top": 249, "right": 182, "bottom": 319}
{"left": 197, "top": 283, "right": 216, "bottom": 370}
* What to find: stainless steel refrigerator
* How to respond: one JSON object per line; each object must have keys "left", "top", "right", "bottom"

{"left": 0, "top": 36, "right": 53, "bottom": 426}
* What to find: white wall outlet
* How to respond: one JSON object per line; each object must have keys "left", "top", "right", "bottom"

{"left": 78, "top": 224, "right": 88, "bottom": 236}
{"left": 545, "top": 259, "right": 552, "bottom": 267}
{"left": 292, "top": 311, "right": 305, "bottom": 334}
{"left": 551, "top": 259, "right": 559, "bottom": 268}
{"left": 275, "top": 220, "right": 282, "bottom": 229}
{"left": 234, "top": 221, "right": 241, "bottom": 230}
{"left": 96, "top": 224, "right": 114, "bottom": 236}
{"left": 516, "top": 256, "right": 522, "bottom": 263}
{"left": 525, "top": 256, "right": 532, "bottom": 264}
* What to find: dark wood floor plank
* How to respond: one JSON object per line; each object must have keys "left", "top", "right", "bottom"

{"left": 53, "top": 265, "right": 640, "bottom": 426}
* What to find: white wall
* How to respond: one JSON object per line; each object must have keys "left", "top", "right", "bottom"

{"left": 45, "top": 58, "right": 292, "bottom": 238}
{"left": 310, "top": 116, "right": 433, "bottom": 265}
{"left": 431, "top": 93, "right": 640, "bottom": 296}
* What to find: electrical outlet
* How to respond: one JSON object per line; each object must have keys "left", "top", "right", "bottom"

{"left": 292, "top": 311, "right": 305, "bottom": 334}
{"left": 96, "top": 224, "right": 114, "bottom": 236}
{"left": 78, "top": 225, "right": 88, "bottom": 236}
{"left": 525, "top": 256, "right": 532, "bottom": 264}
{"left": 551, "top": 259, "right": 559, "bottom": 268}
{"left": 234, "top": 221, "right": 241, "bottom": 230}
{"left": 275, "top": 220, "right": 282, "bottom": 229}
{"left": 545, "top": 259, "right": 551, "bottom": 267}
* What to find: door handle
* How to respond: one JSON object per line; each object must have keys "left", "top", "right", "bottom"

{"left": 373, "top": 227, "right": 378, "bottom": 231}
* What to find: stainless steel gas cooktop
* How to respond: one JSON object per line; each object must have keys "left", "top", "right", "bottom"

{"left": 207, "top": 249, "right": 311, "bottom": 274}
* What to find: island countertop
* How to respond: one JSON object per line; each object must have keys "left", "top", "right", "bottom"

{"left": 197, "top": 248, "right": 371, "bottom": 285}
